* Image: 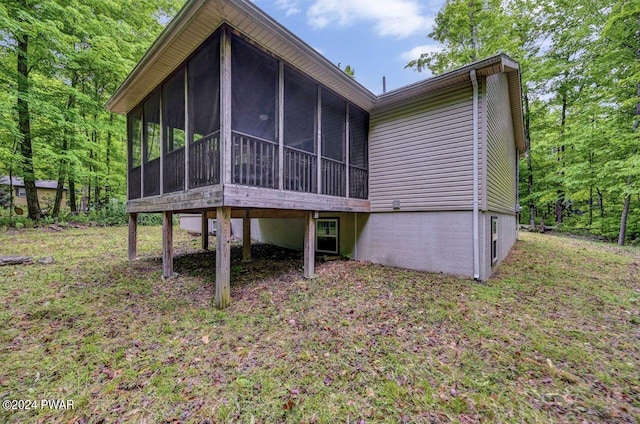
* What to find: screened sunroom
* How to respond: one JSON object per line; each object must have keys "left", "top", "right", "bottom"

{"left": 126, "top": 27, "right": 369, "bottom": 206}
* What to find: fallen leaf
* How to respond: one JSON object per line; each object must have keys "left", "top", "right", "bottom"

{"left": 201, "top": 335, "right": 209, "bottom": 344}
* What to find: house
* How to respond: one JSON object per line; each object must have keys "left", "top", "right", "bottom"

{"left": 105, "top": 0, "right": 525, "bottom": 308}
{"left": 0, "top": 176, "right": 67, "bottom": 213}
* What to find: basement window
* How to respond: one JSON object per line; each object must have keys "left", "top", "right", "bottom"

{"left": 316, "top": 218, "right": 339, "bottom": 255}
{"left": 491, "top": 216, "right": 498, "bottom": 265}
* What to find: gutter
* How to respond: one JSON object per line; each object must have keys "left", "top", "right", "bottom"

{"left": 470, "top": 69, "right": 480, "bottom": 280}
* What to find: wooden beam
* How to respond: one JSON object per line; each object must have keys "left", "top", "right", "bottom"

{"left": 304, "top": 211, "right": 316, "bottom": 278}
{"left": 316, "top": 86, "right": 322, "bottom": 195}
{"left": 242, "top": 208, "right": 251, "bottom": 262}
{"left": 223, "top": 184, "right": 370, "bottom": 212}
{"left": 126, "top": 185, "right": 223, "bottom": 213}
{"left": 215, "top": 206, "right": 231, "bottom": 309}
{"left": 206, "top": 208, "right": 306, "bottom": 220}
{"left": 184, "top": 64, "right": 190, "bottom": 191}
{"left": 221, "top": 28, "right": 232, "bottom": 185}
{"left": 345, "top": 102, "right": 350, "bottom": 198}
{"left": 128, "top": 213, "right": 137, "bottom": 261}
{"left": 278, "top": 61, "right": 284, "bottom": 190}
{"left": 162, "top": 211, "right": 173, "bottom": 278}
{"left": 201, "top": 211, "right": 209, "bottom": 250}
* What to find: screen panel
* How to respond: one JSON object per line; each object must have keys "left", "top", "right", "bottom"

{"left": 349, "top": 104, "right": 369, "bottom": 169}
{"left": 143, "top": 90, "right": 161, "bottom": 163}
{"left": 163, "top": 68, "right": 186, "bottom": 153}
{"left": 188, "top": 35, "right": 220, "bottom": 142}
{"left": 284, "top": 66, "right": 317, "bottom": 152}
{"left": 321, "top": 88, "right": 345, "bottom": 162}
{"left": 231, "top": 37, "right": 277, "bottom": 141}
{"left": 128, "top": 107, "right": 142, "bottom": 169}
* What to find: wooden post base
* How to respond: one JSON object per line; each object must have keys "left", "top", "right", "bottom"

{"left": 215, "top": 206, "right": 231, "bottom": 309}
{"left": 162, "top": 211, "right": 173, "bottom": 278}
{"left": 304, "top": 211, "right": 316, "bottom": 278}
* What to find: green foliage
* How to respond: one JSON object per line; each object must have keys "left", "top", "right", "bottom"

{"left": 0, "top": 0, "right": 187, "bottom": 218}
{"left": 408, "top": 0, "right": 639, "bottom": 243}
{"left": 0, "top": 187, "right": 10, "bottom": 208}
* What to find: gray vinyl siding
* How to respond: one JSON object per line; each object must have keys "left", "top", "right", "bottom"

{"left": 368, "top": 82, "right": 484, "bottom": 212}
{"left": 486, "top": 74, "right": 517, "bottom": 214}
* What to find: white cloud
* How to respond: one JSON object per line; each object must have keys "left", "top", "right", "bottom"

{"left": 306, "top": 0, "right": 432, "bottom": 38}
{"left": 400, "top": 44, "right": 441, "bottom": 62}
{"left": 276, "top": 0, "right": 302, "bottom": 16}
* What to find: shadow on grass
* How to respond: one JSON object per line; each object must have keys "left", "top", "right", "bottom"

{"left": 125, "top": 243, "right": 306, "bottom": 290}
{"left": 174, "top": 243, "right": 305, "bottom": 286}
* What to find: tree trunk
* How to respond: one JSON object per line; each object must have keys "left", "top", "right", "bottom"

{"left": 588, "top": 186, "right": 593, "bottom": 226}
{"left": 618, "top": 178, "right": 632, "bottom": 246}
{"left": 53, "top": 74, "right": 78, "bottom": 218}
{"left": 105, "top": 114, "right": 113, "bottom": 202}
{"left": 524, "top": 93, "right": 535, "bottom": 229}
{"left": 595, "top": 188, "right": 604, "bottom": 217}
{"left": 69, "top": 179, "right": 77, "bottom": 213}
{"left": 555, "top": 91, "right": 568, "bottom": 226}
{"left": 52, "top": 175, "right": 65, "bottom": 218}
{"left": 16, "top": 18, "right": 40, "bottom": 220}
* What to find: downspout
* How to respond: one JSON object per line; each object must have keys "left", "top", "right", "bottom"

{"left": 470, "top": 70, "right": 480, "bottom": 280}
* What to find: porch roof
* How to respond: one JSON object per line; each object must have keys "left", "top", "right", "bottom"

{"left": 105, "top": 0, "right": 377, "bottom": 116}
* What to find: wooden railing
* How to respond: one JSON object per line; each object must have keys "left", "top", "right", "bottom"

{"left": 321, "top": 157, "right": 346, "bottom": 197}
{"left": 163, "top": 147, "right": 185, "bottom": 193}
{"left": 128, "top": 129, "right": 368, "bottom": 200}
{"left": 231, "top": 132, "right": 278, "bottom": 189}
{"left": 143, "top": 157, "right": 160, "bottom": 197}
{"left": 349, "top": 166, "right": 368, "bottom": 199}
{"left": 128, "top": 167, "right": 141, "bottom": 199}
{"left": 284, "top": 146, "right": 317, "bottom": 193}
{"left": 189, "top": 131, "right": 220, "bottom": 189}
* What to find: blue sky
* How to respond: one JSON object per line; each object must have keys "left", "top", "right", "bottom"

{"left": 251, "top": 0, "right": 446, "bottom": 95}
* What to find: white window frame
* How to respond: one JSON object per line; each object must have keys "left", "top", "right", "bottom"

{"left": 316, "top": 218, "right": 339, "bottom": 254}
{"left": 491, "top": 216, "right": 498, "bottom": 265}
{"left": 17, "top": 187, "right": 26, "bottom": 198}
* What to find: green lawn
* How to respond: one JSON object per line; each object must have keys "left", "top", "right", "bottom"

{"left": 0, "top": 226, "right": 638, "bottom": 423}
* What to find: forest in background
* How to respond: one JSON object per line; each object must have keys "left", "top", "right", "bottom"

{"left": 407, "top": 0, "right": 639, "bottom": 244}
{"left": 0, "top": 0, "right": 186, "bottom": 221}
{"left": 1, "top": 0, "right": 638, "bottom": 244}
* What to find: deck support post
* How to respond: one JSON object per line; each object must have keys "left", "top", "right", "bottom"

{"left": 162, "top": 211, "right": 173, "bottom": 278}
{"left": 201, "top": 211, "right": 209, "bottom": 251}
{"left": 304, "top": 211, "right": 316, "bottom": 278}
{"left": 215, "top": 206, "right": 232, "bottom": 309}
{"left": 128, "top": 213, "right": 137, "bottom": 260}
{"left": 242, "top": 208, "right": 251, "bottom": 262}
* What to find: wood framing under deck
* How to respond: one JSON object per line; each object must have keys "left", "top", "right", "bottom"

{"left": 126, "top": 184, "right": 369, "bottom": 214}
{"left": 127, "top": 205, "right": 329, "bottom": 309}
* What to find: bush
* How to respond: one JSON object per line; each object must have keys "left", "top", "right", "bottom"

{"left": 87, "top": 204, "right": 129, "bottom": 226}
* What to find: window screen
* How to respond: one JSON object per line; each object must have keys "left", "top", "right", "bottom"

{"left": 188, "top": 35, "right": 220, "bottom": 142}
{"left": 163, "top": 68, "right": 185, "bottom": 152}
{"left": 128, "top": 107, "right": 142, "bottom": 169}
{"left": 144, "top": 90, "right": 161, "bottom": 163}
{"left": 321, "top": 88, "right": 345, "bottom": 162}
{"left": 349, "top": 104, "right": 368, "bottom": 169}
{"left": 284, "top": 66, "right": 317, "bottom": 152}
{"left": 232, "top": 37, "right": 277, "bottom": 141}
